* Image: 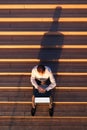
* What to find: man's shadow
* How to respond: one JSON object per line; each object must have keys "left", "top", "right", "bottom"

{"left": 38, "top": 7, "right": 64, "bottom": 75}
{"left": 38, "top": 7, "right": 64, "bottom": 101}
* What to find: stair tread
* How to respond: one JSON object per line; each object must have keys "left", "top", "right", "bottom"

{"left": 0, "top": 35, "right": 86, "bottom": 45}
{"left": 0, "top": 9, "right": 87, "bottom": 17}
{"left": 0, "top": 75, "right": 86, "bottom": 87}
{"left": 0, "top": 116, "right": 87, "bottom": 130}
{"left": 0, "top": 22, "right": 86, "bottom": 31}
{"left": 0, "top": 102, "right": 87, "bottom": 116}
{"left": 0, "top": 0, "right": 87, "bottom": 4}
{"left": 0, "top": 62, "right": 86, "bottom": 72}
{"left": 0, "top": 126, "right": 86, "bottom": 130}
{"left": 0, "top": 90, "right": 87, "bottom": 101}
{"left": 0, "top": 49, "right": 86, "bottom": 59}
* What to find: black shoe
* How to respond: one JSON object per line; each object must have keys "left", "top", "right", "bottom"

{"left": 49, "top": 106, "right": 54, "bottom": 117}
{"left": 31, "top": 107, "right": 36, "bottom": 116}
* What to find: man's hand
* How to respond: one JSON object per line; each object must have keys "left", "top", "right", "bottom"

{"left": 38, "top": 86, "right": 46, "bottom": 93}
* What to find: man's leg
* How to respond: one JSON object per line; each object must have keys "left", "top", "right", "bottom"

{"left": 49, "top": 96, "right": 53, "bottom": 108}
{"left": 31, "top": 95, "right": 36, "bottom": 116}
{"left": 49, "top": 96, "right": 54, "bottom": 116}
{"left": 32, "top": 95, "right": 36, "bottom": 108}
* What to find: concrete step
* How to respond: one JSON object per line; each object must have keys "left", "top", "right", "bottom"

{"left": 0, "top": 35, "right": 86, "bottom": 45}
{"left": 0, "top": 116, "right": 87, "bottom": 130}
{"left": 0, "top": 48, "right": 86, "bottom": 59}
{"left": 0, "top": 89, "right": 87, "bottom": 102}
{"left": 0, "top": 103, "right": 87, "bottom": 116}
{"left": 0, "top": 62, "right": 86, "bottom": 72}
{"left": 0, "top": 75, "right": 86, "bottom": 87}
{"left": 0, "top": 0, "right": 87, "bottom": 4}
{"left": 0, "top": 9, "right": 87, "bottom": 18}
{"left": 0, "top": 22, "right": 86, "bottom": 31}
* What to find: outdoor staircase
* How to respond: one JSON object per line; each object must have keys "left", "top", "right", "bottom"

{"left": 0, "top": 0, "right": 87, "bottom": 129}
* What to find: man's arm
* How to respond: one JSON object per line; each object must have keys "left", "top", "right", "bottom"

{"left": 46, "top": 69, "right": 56, "bottom": 91}
{"left": 30, "top": 69, "right": 39, "bottom": 89}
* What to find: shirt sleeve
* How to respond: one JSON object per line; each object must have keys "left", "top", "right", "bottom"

{"left": 46, "top": 68, "right": 56, "bottom": 91}
{"left": 30, "top": 68, "right": 39, "bottom": 89}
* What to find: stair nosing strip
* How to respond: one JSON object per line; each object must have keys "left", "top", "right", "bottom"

{"left": 0, "top": 4, "right": 87, "bottom": 9}
{"left": 0, "top": 116, "right": 87, "bottom": 119}
{"left": 0, "top": 101, "right": 87, "bottom": 104}
{"left": 0, "top": 59, "right": 87, "bottom": 62}
{"left": 0, "top": 72, "right": 86, "bottom": 76}
{"left": 0, "top": 45, "right": 87, "bottom": 49}
{"left": 0, "top": 31, "right": 87, "bottom": 35}
{"left": 0, "top": 18, "right": 87, "bottom": 22}
{"left": 0, "top": 87, "right": 87, "bottom": 90}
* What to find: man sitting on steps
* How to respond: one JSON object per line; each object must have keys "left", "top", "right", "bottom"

{"left": 30, "top": 64, "right": 56, "bottom": 116}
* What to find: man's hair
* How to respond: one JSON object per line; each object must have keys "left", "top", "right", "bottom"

{"left": 37, "top": 64, "right": 45, "bottom": 73}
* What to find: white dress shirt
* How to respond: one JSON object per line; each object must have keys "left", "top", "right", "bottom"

{"left": 30, "top": 65, "right": 56, "bottom": 91}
